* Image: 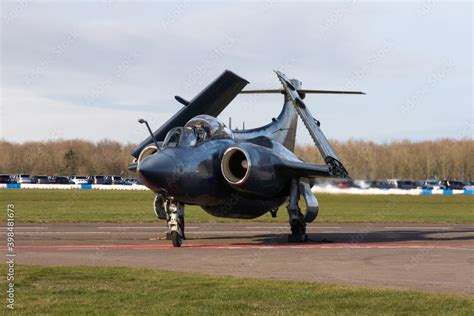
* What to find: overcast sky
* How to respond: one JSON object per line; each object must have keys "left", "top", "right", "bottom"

{"left": 1, "top": 1, "right": 472, "bottom": 145}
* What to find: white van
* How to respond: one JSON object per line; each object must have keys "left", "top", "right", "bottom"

{"left": 69, "top": 176, "right": 89, "bottom": 185}
{"left": 14, "top": 174, "right": 32, "bottom": 184}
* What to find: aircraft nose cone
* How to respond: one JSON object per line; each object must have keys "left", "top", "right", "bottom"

{"left": 138, "top": 153, "right": 175, "bottom": 192}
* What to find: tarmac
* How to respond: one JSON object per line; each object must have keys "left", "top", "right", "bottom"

{"left": 1, "top": 222, "right": 473, "bottom": 296}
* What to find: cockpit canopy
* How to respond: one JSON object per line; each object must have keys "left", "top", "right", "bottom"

{"left": 162, "top": 115, "right": 233, "bottom": 148}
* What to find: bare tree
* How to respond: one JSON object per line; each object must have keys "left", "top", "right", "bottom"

{"left": 0, "top": 138, "right": 472, "bottom": 180}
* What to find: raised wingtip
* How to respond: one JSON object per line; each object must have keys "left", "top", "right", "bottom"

{"left": 222, "top": 70, "right": 250, "bottom": 84}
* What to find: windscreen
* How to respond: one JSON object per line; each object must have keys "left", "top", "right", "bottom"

{"left": 179, "top": 127, "right": 197, "bottom": 147}
{"left": 163, "top": 127, "right": 182, "bottom": 148}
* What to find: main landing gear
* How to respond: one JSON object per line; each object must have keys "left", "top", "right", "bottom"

{"left": 155, "top": 195, "right": 185, "bottom": 247}
{"left": 287, "top": 178, "right": 319, "bottom": 243}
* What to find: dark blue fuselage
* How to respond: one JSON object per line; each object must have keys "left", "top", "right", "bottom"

{"left": 138, "top": 137, "right": 300, "bottom": 219}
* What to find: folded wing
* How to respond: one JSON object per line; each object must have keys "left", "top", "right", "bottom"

{"left": 131, "top": 70, "right": 249, "bottom": 158}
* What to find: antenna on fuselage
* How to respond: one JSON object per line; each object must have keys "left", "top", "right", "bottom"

{"left": 138, "top": 119, "right": 160, "bottom": 149}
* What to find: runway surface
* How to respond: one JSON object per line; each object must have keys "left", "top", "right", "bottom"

{"left": 1, "top": 222, "right": 473, "bottom": 296}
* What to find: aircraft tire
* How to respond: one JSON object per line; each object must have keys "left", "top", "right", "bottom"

{"left": 171, "top": 231, "right": 182, "bottom": 247}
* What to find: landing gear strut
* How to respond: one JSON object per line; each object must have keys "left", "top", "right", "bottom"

{"left": 287, "top": 179, "right": 307, "bottom": 242}
{"left": 270, "top": 208, "right": 278, "bottom": 218}
{"left": 164, "top": 199, "right": 185, "bottom": 247}
{"left": 287, "top": 178, "right": 319, "bottom": 242}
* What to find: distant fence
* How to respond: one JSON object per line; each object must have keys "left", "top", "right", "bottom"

{"left": 312, "top": 185, "right": 473, "bottom": 195}
{"left": 0, "top": 184, "right": 148, "bottom": 190}
{"left": 1, "top": 183, "right": 473, "bottom": 195}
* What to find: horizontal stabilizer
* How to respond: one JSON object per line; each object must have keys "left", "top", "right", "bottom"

{"left": 240, "top": 89, "right": 365, "bottom": 95}
{"left": 300, "top": 89, "right": 365, "bottom": 95}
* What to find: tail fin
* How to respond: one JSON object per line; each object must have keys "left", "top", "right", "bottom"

{"left": 233, "top": 80, "right": 301, "bottom": 152}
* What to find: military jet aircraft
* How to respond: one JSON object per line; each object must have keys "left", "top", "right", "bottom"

{"left": 129, "top": 70, "right": 364, "bottom": 247}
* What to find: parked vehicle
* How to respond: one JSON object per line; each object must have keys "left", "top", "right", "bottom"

{"left": 370, "top": 180, "right": 395, "bottom": 189}
{"left": 422, "top": 180, "right": 441, "bottom": 190}
{"left": 49, "top": 176, "right": 70, "bottom": 184}
{"left": 449, "top": 181, "right": 466, "bottom": 190}
{"left": 336, "top": 180, "right": 351, "bottom": 189}
{"left": 353, "top": 180, "right": 370, "bottom": 189}
{"left": 125, "top": 178, "right": 142, "bottom": 185}
{"left": 397, "top": 180, "right": 418, "bottom": 190}
{"left": 414, "top": 181, "right": 424, "bottom": 188}
{"left": 89, "top": 175, "right": 109, "bottom": 185}
{"left": 0, "top": 174, "right": 11, "bottom": 184}
{"left": 13, "top": 174, "right": 32, "bottom": 184}
{"left": 31, "top": 175, "right": 50, "bottom": 184}
{"left": 104, "top": 176, "right": 112, "bottom": 185}
{"left": 69, "top": 176, "right": 89, "bottom": 185}
{"left": 464, "top": 180, "right": 474, "bottom": 190}
{"left": 440, "top": 180, "right": 465, "bottom": 190}
{"left": 109, "top": 175, "right": 124, "bottom": 185}
{"left": 333, "top": 179, "right": 359, "bottom": 189}
{"left": 388, "top": 179, "right": 417, "bottom": 189}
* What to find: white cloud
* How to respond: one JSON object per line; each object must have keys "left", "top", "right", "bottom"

{"left": 0, "top": 1, "right": 471, "bottom": 143}
{"left": 1, "top": 88, "right": 171, "bottom": 143}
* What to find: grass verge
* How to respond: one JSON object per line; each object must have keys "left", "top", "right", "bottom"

{"left": 0, "top": 189, "right": 472, "bottom": 223}
{"left": 1, "top": 264, "right": 473, "bottom": 315}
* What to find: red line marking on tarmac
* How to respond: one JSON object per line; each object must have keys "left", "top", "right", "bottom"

{"left": 1, "top": 243, "right": 472, "bottom": 251}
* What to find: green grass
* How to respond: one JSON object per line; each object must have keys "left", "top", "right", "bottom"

{"left": 0, "top": 189, "right": 473, "bottom": 223}
{"left": 1, "top": 264, "right": 472, "bottom": 315}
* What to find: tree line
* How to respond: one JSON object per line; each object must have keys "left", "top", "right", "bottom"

{"left": 0, "top": 138, "right": 472, "bottom": 180}
{"left": 0, "top": 140, "right": 135, "bottom": 177}
{"left": 296, "top": 139, "right": 473, "bottom": 180}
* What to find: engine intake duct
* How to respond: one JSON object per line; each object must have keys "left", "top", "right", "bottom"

{"left": 221, "top": 147, "right": 250, "bottom": 184}
{"left": 220, "top": 144, "right": 288, "bottom": 198}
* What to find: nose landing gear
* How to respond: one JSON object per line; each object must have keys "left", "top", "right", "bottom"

{"left": 161, "top": 199, "right": 185, "bottom": 247}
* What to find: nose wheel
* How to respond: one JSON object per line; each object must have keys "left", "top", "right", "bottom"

{"left": 170, "top": 231, "right": 182, "bottom": 247}
{"left": 163, "top": 200, "right": 185, "bottom": 247}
